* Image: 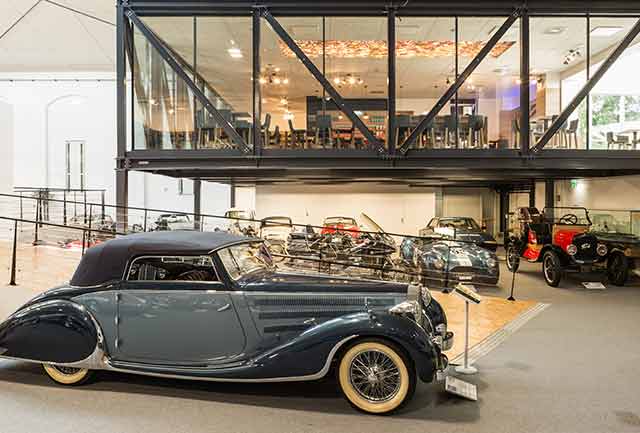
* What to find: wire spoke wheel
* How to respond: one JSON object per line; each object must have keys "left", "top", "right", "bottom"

{"left": 349, "top": 350, "right": 401, "bottom": 403}
{"left": 337, "top": 340, "right": 415, "bottom": 414}
{"left": 42, "top": 364, "right": 90, "bottom": 385}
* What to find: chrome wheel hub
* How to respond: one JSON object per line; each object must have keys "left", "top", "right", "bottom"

{"left": 349, "top": 349, "right": 401, "bottom": 403}
{"left": 52, "top": 365, "right": 82, "bottom": 375}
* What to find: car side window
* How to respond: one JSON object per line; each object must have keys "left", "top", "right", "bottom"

{"left": 127, "top": 255, "right": 219, "bottom": 282}
{"left": 427, "top": 218, "right": 437, "bottom": 228}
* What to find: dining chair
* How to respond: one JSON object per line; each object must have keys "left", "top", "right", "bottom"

{"left": 315, "top": 114, "right": 334, "bottom": 148}
{"left": 288, "top": 119, "right": 308, "bottom": 148}
{"left": 564, "top": 119, "right": 579, "bottom": 149}
{"left": 261, "top": 114, "right": 272, "bottom": 148}
{"left": 606, "top": 131, "right": 630, "bottom": 150}
{"left": 467, "top": 115, "right": 486, "bottom": 148}
{"left": 443, "top": 115, "right": 457, "bottom": 148}
{"left": 395, "top": 115, "right": 412, "bottom": 148}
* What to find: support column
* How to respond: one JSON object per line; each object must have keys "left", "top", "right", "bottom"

{"left": 194, "top": 179, "right": 202, "bottom": 229}
{"left": 519, "top": 11, "right": 530, "bottom": 153}
{"left": 529, "top": 181, "right": 536, "bottom": 208}
{"left": 499, "top": 189, "right": 510, "bottom": 234}
{"left": 115, "top": 2, "right": 128, "bottom": 231}
{"left": 544, "top": 179, "right": 556, "bottom": 219}
{"left": 230, "top": 182, "right": 236, "bottom": 208}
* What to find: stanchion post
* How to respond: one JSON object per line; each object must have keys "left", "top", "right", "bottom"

{"left": 455, "top": 299, "right": 478, "bottom": 375}
{"left": 87, "top": 204, "right": 93, "bottom": 248}
{"left": 63, "top": 190, "right": 67, "bottom": 225}
{"left": 9, "top": 220, "right": 18, "bottom": 286}
{"left": 143, "top": 209, "right": 148, "bottom": 232}
{"left": 81, "top": 229, "right": 86, "bottom": 256}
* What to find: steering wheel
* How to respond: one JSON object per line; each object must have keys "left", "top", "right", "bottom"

{"left": 559, "top": 213, "right": 578, "bottom": 225}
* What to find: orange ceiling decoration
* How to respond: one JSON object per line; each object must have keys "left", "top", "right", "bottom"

{"left": 279, "top": 40, "right": 515, "bottom": 59}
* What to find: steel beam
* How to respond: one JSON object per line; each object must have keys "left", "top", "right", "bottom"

{"left": 116, "top": 2, "right": 128, "bottom": 230}
{"left": 398, "top": 10, "right": 520, "bottom": 153}
{"left": 519, "top": 12, "right": 530, "bottom": 153}
{"left": 260, "top": 8, "right": 385, "bottom": 153}
{"left": 532, "top": 18, "right": 640, "bottom": 152}
{"left": 126, "top": 8, "right": 252, "bottom": 154}
{"left": 252, "top": 8, "right": 262, "bottom": 155}
{"left": 387, "top": 7, "right": 396, "bottom": 154}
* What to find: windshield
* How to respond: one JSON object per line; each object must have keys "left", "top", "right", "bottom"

{"left": 324, "top": 217, "right": 357, "bottom": 226}
{"left": 439, "top": 218, "right": 480, "bottom": 230}
{"left": 543, "top": 207, "right": 591, "bottom": 225}
{"left": 217, "top": 242, "right": 272, "bottom": 280}
{"left": 261, "top": 217, "right": 292, "bottom": 227}
{"left": 226, "top": 210, "right": 251, "bottom": 219}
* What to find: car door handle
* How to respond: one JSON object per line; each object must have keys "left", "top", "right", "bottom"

{"left": 217, "top": 303, "right": 231, "bottom": 312}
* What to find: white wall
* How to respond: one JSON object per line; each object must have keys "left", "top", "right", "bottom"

{"left": 0, "top": 97, "right": 13, "bottom": 193}
{"left": 255, "top": 184, "right": 436, "bottom": 235}
{"left": 0, "top": 72, "right": 230, "bottom": 216}
{"left": 556, "top": 175, "right": 640, "bottom": 210}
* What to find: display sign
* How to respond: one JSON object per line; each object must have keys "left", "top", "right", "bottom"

{"left": 583, "top": 282, "right": 606, "bottom": 290}
{"left": 445, "top": 376, "right": 478, "bottom": 401}
{"left": 453, "top": 284, "right": 482, "bottom": 304}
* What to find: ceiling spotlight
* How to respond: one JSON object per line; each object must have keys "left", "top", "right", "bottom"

{"left": 280, "top": 97, "right": 288, "bottom": 105}
{"left": 273, "top": 77, "right": 281, "bottom": 84}
{"left": 283, "top": 78, "right": 289, "bottom": 84}
{"left": 347, "top": 75, "right": 357, "bottom": 85}
{"left": 168, "top": 108, "right": 175, "bottom": 114}
{"left": 544, "top": 26, "right": 567, "bottom": 35}
{"left": 333, "top": 77, "right": 341, "bottom": 84}
{"left": 227, "top": 47, "right": 243, "bottom": 58}
{"left": 259, "top": 77, "right": 267, "bottom": 84}
{"left": 563, "top": 48, "right": 582, "bottom": 65}
{"left": 149, "top": 98, "right": 158, "bottom": 106}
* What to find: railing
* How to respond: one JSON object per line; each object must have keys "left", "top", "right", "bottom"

{"left": 0, "top": 193, "right": 514, "bottom": 296}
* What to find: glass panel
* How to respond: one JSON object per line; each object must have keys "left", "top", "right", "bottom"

{"left": 530, "top": 17, "right": 587, "bottom": 149}
{"left": 261, "top": 17, "right": 382, "bottom": 150}
{"left": 396, "top": 17, "right": 455, "bottom": 149}
{"left": 589, "top": 17, "right": 640, "bottom": 150}
{"left": 132, "top": 19, "right": 198, "bottom": 150}
{"left": 132, "top": 17, "right": 252, "bottom": 151}
{"left": 197, "top": 17, "right": 253, "bottom": 149}
{"left": 458, "top": 17, "right": 520, "bottom": 149}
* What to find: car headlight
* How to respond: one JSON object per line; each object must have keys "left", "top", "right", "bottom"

{"left": 487, "top": 257, "right": 497, "bottom": 268}
{"left": 433, "top": 257, "right": 445, "bottom": 270}
{"left": 389, "top": 300, "right": 420, "bottom": 321}
{"left": 420, "top": 286, "right": 432, "bottom": 306}
{"left": 567, "top": 244, "right": 578, "bottom": 256}
{"left": 597, "top": 243, "right": 608, "bottom": 256}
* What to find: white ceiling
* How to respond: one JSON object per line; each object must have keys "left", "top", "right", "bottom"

{"left": 0, "top": 2, "right": 636, "bottom": 119}
{"left": 0, "top": 0, "right": 115, "bottom": 72}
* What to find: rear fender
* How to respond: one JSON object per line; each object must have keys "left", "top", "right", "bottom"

{"left": 251, "top": 312, "right": 439, "bottom": 383}
{"left": 0, "top": 300, "right": 100, "bottom": 364}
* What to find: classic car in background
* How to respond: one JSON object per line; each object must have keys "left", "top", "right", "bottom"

{"left": 260, "top": 216, "right": 293, "bottom": 259}
{"left": 0, "top": 231, "right": 452, "bottom": 415}
{"left": 400, "top": 236, "right": 499, "bottom": 289}
{"left": 591, "top": 230, "right": 640, "bottom": 285}
{"left": 225, "top": 208, "right": 257, "bottom": 236}
{"left": 505, "top": 207, "right": 609, "bottom": 286}
{"left": 150, "top": 213, "right": 193, "bottom": 231}
{"left": 418, "top": 217, "right": 498, "bottom": 251}
{"left": 321, "top": 216, "right": 360, "bottom": 238}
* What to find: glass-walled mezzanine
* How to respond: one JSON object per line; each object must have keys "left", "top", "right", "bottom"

{"left": 127, "top": 11, "right": 640, "bottom": 153}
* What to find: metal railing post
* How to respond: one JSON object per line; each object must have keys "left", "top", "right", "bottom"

{"left": 63, "top": 190, "right": 67, "bottom": 225}
{"left": 9, "top": 220, "right": 18, "bottom": 286}
{"left": 19, "top": 193, "right": 23, "bottom": 220}
{"left": 33, "top": 199, "right": 40, "bottom": 245}
{"left": 143, "top": 209, "right": 148, "bottom": 231}
{"left": 87, "top": 204, "right": 93, "bottom": 248}
{"left": 81, "top": 229, "right": 86, "bottom": 256}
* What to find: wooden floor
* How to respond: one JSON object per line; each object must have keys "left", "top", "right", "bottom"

{"left": 0, "top": 240, "right": 538, "bottom": 363}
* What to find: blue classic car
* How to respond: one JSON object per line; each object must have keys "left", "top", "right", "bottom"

{"left": 400, "top": 236, "right": 500, "bottom": 288}
{"left": 0, "top": 231, "right": 452, "bottom": 414}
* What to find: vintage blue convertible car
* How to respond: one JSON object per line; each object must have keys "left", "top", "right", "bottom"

{"left": 0, "top": 231, "right": 452, "bottom": 414}
{"left": 400, "top": 236, "right": 500, "bottom": 288}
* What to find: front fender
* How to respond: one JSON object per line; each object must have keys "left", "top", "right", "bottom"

{"left": 251, "top": 312, "right": 439, "bottom": 383}
{"left": 0, "top": 300, "right": 98, "bottom": 364}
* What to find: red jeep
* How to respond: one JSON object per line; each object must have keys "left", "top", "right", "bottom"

{"left": 506, "top": 207, "right": 608, "bottom": 286}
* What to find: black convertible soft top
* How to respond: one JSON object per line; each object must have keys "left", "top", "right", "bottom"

{"left": 70, "top": 231, "right": 255, "bottom": 287}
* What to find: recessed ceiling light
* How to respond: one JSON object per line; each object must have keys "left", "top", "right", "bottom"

{"left": 227, "top": 47, "right": 243, "bottom": 58}
{"left": 590, "top": 26, "right": 623, "bottom": 37}
{"left": 544, "top": 26, "right": 567, "bottom": 35}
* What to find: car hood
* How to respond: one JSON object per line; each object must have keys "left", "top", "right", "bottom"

{"left": 420, "top": 240, "right": 497, "bottom": 268}
{"left": 237, "top": 269, "right": 408, "bottom": 293}
{"left": 446, "top": 230, "right": 496, "bottom": 244}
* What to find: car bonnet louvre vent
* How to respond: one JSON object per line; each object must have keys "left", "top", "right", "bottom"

{"left": 250, "top": 296, "right": 398, "bottom": 307}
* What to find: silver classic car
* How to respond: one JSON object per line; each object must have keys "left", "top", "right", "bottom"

{"left": 0, "top": 231, "right": 452, "bottom": 414}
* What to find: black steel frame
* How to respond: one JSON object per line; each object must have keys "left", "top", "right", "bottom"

{"left": 260, "top": 8, "right": 384, "bottom": 153}
{"left": 113, "top": 0, "right": 640, "bottom": 201}
{"left": 532, "top": 17, "right": 640, "bottom": 152}
{"left": 397, "top": 10, "right": 521, "bottom": 153}
{"left": 126, "top": 9, "right": 252, "bottom": 154}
